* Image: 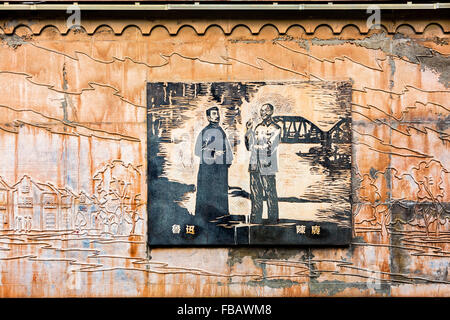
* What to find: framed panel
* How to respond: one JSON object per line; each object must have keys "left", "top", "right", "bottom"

{"left": 148, "top": 81, "right": 352, "bottom": 245}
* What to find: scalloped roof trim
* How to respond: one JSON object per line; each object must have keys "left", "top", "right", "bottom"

{"left": 1, "top": 20, "right": 448, "bottom": 35}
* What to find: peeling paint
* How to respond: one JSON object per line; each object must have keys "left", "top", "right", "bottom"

{"left": 352, "top": 33, "right": 450, "bottom": 88}
{"left": 0, "top": 34, "right": 29, "bottom": 49}
{"left": 293, "top": 32, "right": 450, "bottom": 88}
{"left": 309, "top": 280, "right": 391, "bottom": 296}
{"left": 418, "top": 54, "right": 450, "bottom": 88}
{"left": 247, "top": 279, "right": 300, "bottom": 289}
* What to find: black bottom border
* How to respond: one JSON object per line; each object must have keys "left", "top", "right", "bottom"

{"left": 1, "top": 297, "right": 447, "bottom": 318}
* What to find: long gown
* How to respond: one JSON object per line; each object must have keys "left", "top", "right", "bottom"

{"left": 194, "top": 123, "right": 233, "bottom": 222}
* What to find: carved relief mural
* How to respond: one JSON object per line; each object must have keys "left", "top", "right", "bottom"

{"left": 0, "top": 12, "right": 448, "bottom": 296}
{"left": 148, "top": 81, "right": 352, "bottom": 245}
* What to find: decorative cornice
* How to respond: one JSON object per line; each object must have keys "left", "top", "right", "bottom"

{"left": 1, "top": 20, "right": 449, "bottom": 35}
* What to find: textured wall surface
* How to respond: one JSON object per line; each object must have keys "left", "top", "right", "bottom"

{"left": 0, "top": 11, "right": 448, "bottom": 297}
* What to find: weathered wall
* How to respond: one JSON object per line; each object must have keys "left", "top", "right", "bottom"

{"left": 0, "top": 11, "right": 448, "bottom": 297}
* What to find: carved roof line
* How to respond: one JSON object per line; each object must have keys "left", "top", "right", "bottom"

{"left": 1, "top": 21, "right": 449, "bottom": 35}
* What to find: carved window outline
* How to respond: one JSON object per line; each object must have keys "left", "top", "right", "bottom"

{"left": 43, "top": 194, "right": 57, "bottom": 209}
{"left": 61, "top": 195, "right": 72, "bottom": 208}
{"left": 19, "top": 196, "right": 33, "bottom": 208}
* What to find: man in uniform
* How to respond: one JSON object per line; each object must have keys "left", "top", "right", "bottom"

{"left": 245, "top": 103, "right": 281, "bottom": 224}
{"left": 194, "top": 106, "right": 233, "bottom": 223}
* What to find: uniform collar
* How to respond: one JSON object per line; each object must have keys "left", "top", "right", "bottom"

{"left": 261, "top": 118, "right": 274, "bottom": 126}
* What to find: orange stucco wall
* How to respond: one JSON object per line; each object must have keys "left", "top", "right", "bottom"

{"left": 0, "top": 11, "right": 448, "bottom": 297}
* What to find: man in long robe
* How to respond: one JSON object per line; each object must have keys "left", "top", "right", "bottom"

{"left": 194, "top": 107, "right": 233, "bottom": 223}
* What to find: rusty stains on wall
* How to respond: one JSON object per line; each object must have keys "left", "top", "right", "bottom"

{"left": 0, "top": 11, "right": 448, "bottom": 297}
